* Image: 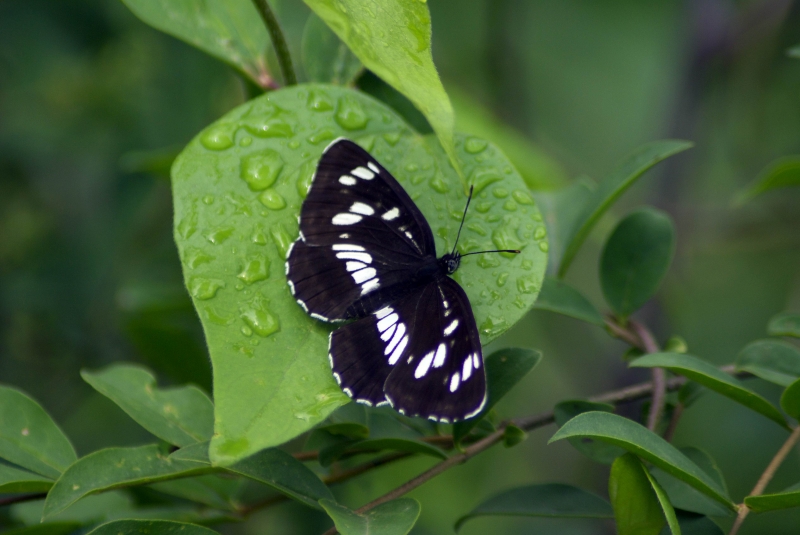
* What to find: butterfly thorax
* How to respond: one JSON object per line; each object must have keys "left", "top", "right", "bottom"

{"left": 438, "top": 252, "right": 461, "bottom": 275}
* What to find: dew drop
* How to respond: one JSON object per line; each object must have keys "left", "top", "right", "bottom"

{"left": 464, "top": 137, "right": 488, "bottom": 154}
{"left": 497, "top": 272, "right": 509, "bottom": 287}
{"left": 492, "top": 187, "right": 510, "bottom": 198}
{"left": 517, "top": 275, "right": 540, "bottom": 294}
{"left": 308, "top": 90, "right": 333, "bottom": 111}
{"left": 513, "top": 296, "right": 526, "bottom": 309}
{"left": 185, "top": 248, "right": 214, "bottom": 269}
{"left": 241, "top": 303, "right": 280, "bottom": 337}
{"left": 480, "top": 314, "right": 508, "bottom": 337}
{"left": 538, "top": 241, "right": 549, "bottom": 253}
{"left": 491, "top": 226, "right": 523, "bottom": 258}
{"left": 522, "top": 260, "right": 533, "bottom": 270}
{"left": 206, "top": 227, "right": 235, "bottom": 245}
{"left": 288, "top": 140, "right": 300, "bottom": 149}
{"left": 382, "top": 131, "right": 401, "bottom": 146}
{"left": 241, "top": 325, "right": 253, "bottom": 337}
{"left": 270, "top": 224, "right": 293, "bottom": 258}
{"left": 258, "top": 189, "right": 286, "bottom": 210}
{"left": 513, "top": 190, "right": 534, "bottom": 205}
{"left": 477, "top": 254, "right": 501, "bottom": 269}
{"left": 487, "top": 213, "right": 501, "bottom": 223}
{"left": 405, "top": 163, "right": 419, "bottom": 172}
{"left": 177, "top": 204, "right": 197, "bottom": 239}
{"left": 532, "top": 212, "right": 543, "bottom": 222}
{"left": 357, "top": 135, "right": 376, "bottom": 151}
{"left": 244, "top": 118, "right": 293, "bottom": 138}
{"left": 241, "top": 149, "right": 284, "bottom": 191}
{"left": 467, "top": 222, "right": 487, "bottom": 236}
{"left": 251, "top": 227, "right": 268, "bottom": 245}
{"left": 534, "top": 225, "right": 547, "bottom": 240}
{"left": 204, "top": 306, "right": 234, "bottom": 325}
{"left": 429, "top": 176, "right": 450, "bottom": 194}
{"left": 469, "top": 168, "right": 503, "bottom": 196}
{"left": 239, "top": 136, "right": 252, "bottom": 147}
{"left": 335, "top": 96, "right": 369, "bottom": 130}
{"left": 226, "top": 193, "right": 253, "bottom": 216}
{"left": 475, "top": 202, "right": 492, "bottom": 214}
{"left": 411, "top": 174, "right": 425, "bottom": 185}
{"left": 202, "top": 195, "right": 215, "bottom": 205}
{"left": 307, "top": 128, "right": 337, "bottom": 145}
{"left": 200, "top": 125, "right": 235, "bottom": 150}
{"left": 503, "top": 200, "right": 517, "bottom": 211}
{"left": 189, "top": 277, "right": 225, "bottom": 300}
{"left": 238, "top": 254, "right": 270, "bottom": 284}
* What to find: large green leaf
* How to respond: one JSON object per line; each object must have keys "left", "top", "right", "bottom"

{"left": 630, "top": 353, "right": 788, "bottom": 429}
{"left": 0, "top": 463, "right": 53, "bottom": 493}
{"left": 301, "top": 13, "right": 362, "bottom": 85}
{"left": 81, "top": 364, "right": 214, "bottom": 447}
{"left": 553, "top": 400, "right": 625, "bottom": 464}
{"left": 609, "top": 454, "right": 667, "bottom": 535}
{"left": 301, "top": 0, "right": 462, "bottom": 176}
{"left": 662, "top": 513, "right": 723, "bottom": 535}
{"left": 650, "top": 447, "right": 732, "bottom": 518}
{"left": 453, "top": 349, "right": 543, "bottom": 443}
{"left": 454, "top": 483, "right": 613, "bottom": 531}
{"left": 42, "top": 445, "right": 212, "bottom": 519}
{"left": 549, "top": 412, "right": 735, "bottom": 510}
{"left": 736, "top": 339, "right": 800, "bottom": 387}
{"left": 3, "top": 524, "right": 83, "bottom": 535}
{"left": 120, "top": 0, "right": 272, "bottom": 87}
{"left": 319, "top": 498, "right": 420, "bottom": 535}
{"left": 13, "top": 492, "right": 135, "bottom": 527}
{"left": 533, "top": 276, "right": 604, "bottom": 326}
{"left": 780, "top": 378, "right": 800, "bottom": 419}
{"left": 735, "top": 157, "right": 800, "bottom": 205}
{"left": 558, "top": 140, "right": 692, "bottom": 277}
{"left": 745, "top": 481, "right": 800, "bottom": 513}
{"left": 644, "top": 469, "right": 681, "bottom": 535}
{"left": 600, "top": 208, "right": 675, "bottom": 317}
{"left": 149, "top": 475, "right": 242, "bottom": 511}
{"left": 87, "top": 520, "right": 219, "bottom": 535}
{"left": 768, "top": 312, "right": 800, "bottom": 338}
{"left": 171, "top": 85, "right": 547, "bottom": 465}
{"left": 0, "top": 386, "right": 77, "bottom": 479}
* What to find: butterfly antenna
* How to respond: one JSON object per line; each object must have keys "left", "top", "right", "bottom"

{"left": 452, "top": 185, "right": 474, "bottom": 256}
{"left": 461, "top": 249, "right": 521, "bottom": 257}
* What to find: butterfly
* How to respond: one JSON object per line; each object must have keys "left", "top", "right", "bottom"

{"left": 285, "top": 138, "right": 517, "bottom": 422}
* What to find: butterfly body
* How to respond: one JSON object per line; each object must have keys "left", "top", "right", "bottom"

{"left": 286, "top": 138, "right": 486, "bottom": 422}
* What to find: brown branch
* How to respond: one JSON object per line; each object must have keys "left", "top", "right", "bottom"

{"left": 628, "top": 319, "right": 665, "bottom": 432}
{"left": 729, "top": 425, "right": 800, "bottom": 535}
{"left": 320, "top": 364, "right": 747, "bottom": 535}
{"left": 663, "top": 402, "right": 685, "bottom": 442}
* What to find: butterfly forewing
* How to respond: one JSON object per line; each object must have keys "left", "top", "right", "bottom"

{"left": 286, "top": 139, "right": 435, "bottom": 321}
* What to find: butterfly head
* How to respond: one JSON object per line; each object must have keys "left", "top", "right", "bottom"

{"left": 439, "top": 252, "right": 461, "bottom": 275}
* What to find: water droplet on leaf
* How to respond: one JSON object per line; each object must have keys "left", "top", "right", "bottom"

{"left": 189, "top": 277, "right": 225, "bottom": 300}
{"left": 335, "top": 96, "right": 369, "bottom": 130}
{"left": 206, "top": 227, "right": 235, "bottom": 245}
{"left": 200, "top": 125, "right": 235, "bottom": 150}
{"left": 241, "top": 150, "right": 284, "bottom": 191}
{"left": 258, "top": 189, "right": 286, "bottom": 210}
{"left": 238, "top": 254, "right": 270, "bottom": 284}
{"left": 465, "top": 137, "right": 488, "bottom": 154}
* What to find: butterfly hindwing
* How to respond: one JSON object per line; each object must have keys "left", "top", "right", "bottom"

{"left": 286, "top": 139, "right": 436, "bottom": 321}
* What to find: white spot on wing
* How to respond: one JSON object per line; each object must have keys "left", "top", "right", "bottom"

{"left": 346, "top": 261, "right": 367, "bottom": 272}
{"left": 462, "top": 356, "right": 473, "bottom": 380}
{"left": 367, "top": 161, "right": 379, "bottom": 173}
{"left": 333, "top": 243, "right": 365, "bottom": 252}
{"left": 405, "top": 231, "right": 414, "bottom": 240}
{"left": 380, "top": 323, "right": 397, "bottom": 342}
{"left": 333, "top": 213, "right": 362, "bottom": 225}
{"left": 385, "top": 323, "right": 406, "bottom": 354}
{"left": 415, "top": 351, "right": 435, "bottom": 378}
{"left": 450, "top": 372, "right": 460, "bottom": 392}
{"left": 335, "top": 251, "right": 372, "bottom": 263}
{"left": 473, "top": 353, "right": 481, "bottom": 369}
{"left": 351, "top": 166, "right": 374, "bottom": 179}
{"left": 433, "top": 342, "right": 447, "bottom": 368}
{"left": 361, "top": 279, "right": 380, "bottom": 295}
{"left": 377, "top": 313, "right": 398, "bottom": 332}
{"left": 444, "top": 319, "right": 459, "bottom": 336}
{"left": 352, "top": 267, "right": 376, "bottom": 284}
{"left": 376, "top": 307, "right": 393, "bottom": 319}
{"left": 388, "top": 335, "right": 408, "bottom": 365}
{"left": 381, "top": 207, "right": 400, "bottom": 220}
{"left": 339, "top": 175, "right": 357, "bottom": 186}
{"left": 350, "top": 202, "right": 374, "bottom": 216}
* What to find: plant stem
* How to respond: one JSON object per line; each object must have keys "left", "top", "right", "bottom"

{"left": 251, "top": 0, "right": 297, "bottom": 86}
{"left": 628, "top": 319, "right": 665, "bottom": 431}
{"left": 728, "top": 425, "right": 800, "bottom": 535}
{"left": 320, "top": 363, "right": 746, "bottom": 535}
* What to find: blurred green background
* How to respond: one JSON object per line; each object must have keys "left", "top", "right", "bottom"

{"left": 1, "top": 0, "right": 800, "bottom": 533}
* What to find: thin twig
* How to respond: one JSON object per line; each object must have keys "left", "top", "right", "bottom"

{"left": 663, "top": 402, "right": 685, "bottom": 442}
{"left": 729, "top": 425, "right": 800, "bottom": 535}
{"left": 320, "top": 364, "right": 747, "bottom": 535}
{"left": 628, "top": 319, "right": 665, "bottom": 432}
{"left": 604, "top": 316, "right": 645, "bottom": 349}
{"left": 0, "top": 492, "right": 47, "bottom": 507}
{"left": 250, "top": 0, "right": 297, "bottom": 86}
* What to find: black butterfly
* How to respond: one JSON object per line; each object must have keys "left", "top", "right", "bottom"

{"left": 285, "top": 138, "right": 516, "bottom": 422}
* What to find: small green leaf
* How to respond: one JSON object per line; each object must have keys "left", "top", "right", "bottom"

{"left": 631, "top": 353, "right": 788, "bottom": 429}
{"left": 169, "top": 441, "right": 211, "bottom": 464}
{"left": 0, "top": 386, "right": 77, "bottom": 479}
{"left": 453, "top": 349, "right": 542, "bottom": 443}
{"left": 645, "top": 472, "right": 681, "bottom": 535}
{"left": 600, "top": 208, "right": 675, "bottom": 317}
{"left": 553, "top": 400, "right": 625, "bottom": 464}
{"left": 0, "top": 463, "right": 53, "bottom": 493}
{"left": 735, "top": 157, "right": 800, "bottom": 205}
{"left": 610, "top": 454, "right": 667, "bottom": 535}
{"left": 664, "top": 336, "right": 688, "bottom": 354}
{"left": 736, "top": 339, "right": 800, "bottom": 386}
{"left": 502, "top": 424, "right": 526, "bottom": 448}
{"left": 533, "top": 177, "right": 595, "bottom": 272}
{"left": 149, "top": 474, "right": 242, "bottom": 511}
{"left": 320, "top": 497, "right": 420, "bottom": 535}
{"left": 301, "top": 13, "right": 362, "bottom": 85}
{"left": 225, "top": 448, "right": 333, "bottom": 509}
{"left": 81, "top": 364, "right": 214, "bottom": 447}
{"left": 768, "top": 312, "right": 800, "bottom": 338}
{"left": 558, "top": 140, "right": 692, "bottom": 277}
{"left": 780, "top": 378, "right": 800, "bottom": 419}
{"left": 745, "top": 482, "right": 800, "bottom": 512}
{"left": 302, "top": 0, "right": 462, "bottom": 176}
{"left": 650, "top": 447, "right": 732, "bottom": 518}
{"left": 533, "top": 277, "right": 604, "bottom": 326}
{"left": 173, "top": 85, "right": 546, "bottom": 465}
{"left": 120, "top": 0, "right": 271, "bottom": 87}
{"left": 87, "top": 520, "right": 219, "bottom": 535}
{"left": 549, "top": 412, "right": 735, "bottom": 510}
{"left": 454, "top": 483, "right": 613, "bottom": 531}
{"left": 317, "top": 422, "right": 370, "bottom": 440}
{"left": 42, "top": 445, "right": 212, "bottom": 519}
{"left": 3, "top": 523, "right": 83, "bottom": 535}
